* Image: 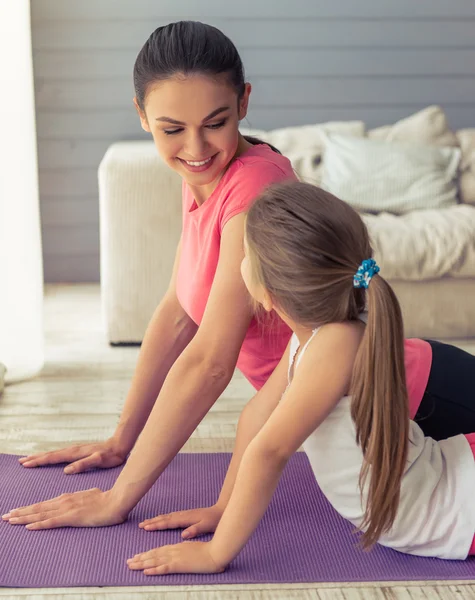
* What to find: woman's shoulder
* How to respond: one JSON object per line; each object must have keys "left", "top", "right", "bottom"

{"left": 214, "top": 145, "right": 296, "bottom": 231}
{"left": 229, "top": 144, "right": 295, "bottom": 180}
{"left": 221, "top": 144, "right": 296, "bottom": 196}
{"left": 234, "top": 143, "right": 294, "bottom": 176}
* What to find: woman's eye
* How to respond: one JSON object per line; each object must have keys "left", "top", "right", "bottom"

{"left": 207, "top": 120, "right": 227, "bottom": 130}
{"left": 163, "top": 120, "right": 226, "bottom": 135}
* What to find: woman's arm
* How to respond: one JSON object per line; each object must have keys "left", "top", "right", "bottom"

{"left": 112, "top": 239, "right": 197, "bottom": 456}
{"left": 215, "top": 341, "right": 291, "bottom": 511}
{"left": 18, "top": 239, "right": 197, "bottom": 473}
{"left": 4, "top": 213, "right": 256, "bottom": 529}
{"left": 137, "top": 342, "right": 291, "bottom": 537}
{"left": 108, "top": 212, "right": 255, "bottom": 515}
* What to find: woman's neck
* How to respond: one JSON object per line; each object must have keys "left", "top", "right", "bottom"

{"left": 188, "top": 134, "right": 254, "bottom": 206}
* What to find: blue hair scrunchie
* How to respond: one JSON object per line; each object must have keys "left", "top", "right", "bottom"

{"left": 353, "top": 258, "right": 380, "bottom": 289}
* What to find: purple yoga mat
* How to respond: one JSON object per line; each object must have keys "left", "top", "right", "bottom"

{"left": 1, "top": 452, "right": 475, "bottom": 588}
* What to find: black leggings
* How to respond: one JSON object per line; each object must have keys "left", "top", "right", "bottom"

{"left": 414, "top": 340, "right": 475, "bottom": 441}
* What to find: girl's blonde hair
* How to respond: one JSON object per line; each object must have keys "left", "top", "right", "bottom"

{"left": 246, "top": 181, "right": 409, "bottom": 548}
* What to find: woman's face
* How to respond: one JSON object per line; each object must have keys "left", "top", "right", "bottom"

{"left": 135, "top": 75, "right": 250, "bottom": 194}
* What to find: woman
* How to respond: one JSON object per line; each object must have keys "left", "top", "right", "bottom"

{"left": 7, "top": 21, "right": 296, "bottom": 527}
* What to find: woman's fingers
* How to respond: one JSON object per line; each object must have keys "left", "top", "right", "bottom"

{"left": 64, "top": 452, "right": 103, "bottom": 474}
{"left": 2, "top": 495, "right": 67, "bottom": 520}
{"left": 19, "top": 446, "right": 87, "bottom": 468}
{"left": 7, "top": 509, "right": 63, "bottom": 526}
{"left": 25, "top": 515, "right": 73, "bottom": 530}
{"left": 181, "top": 524, "right": 202, "bottom": 539}
{"left": 20, "top": 442, "right": 126, "bottom": 472}
{"left": 3, "top": 489, "right": 124, "bottom": 530}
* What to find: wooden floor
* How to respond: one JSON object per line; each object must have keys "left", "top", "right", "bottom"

{"left": 1, "top": 284, "right": 475, "bottom": 600}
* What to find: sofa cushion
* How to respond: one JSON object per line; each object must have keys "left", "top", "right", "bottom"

{"left": 321, "top": 133, "right": 461, "bottom": 214}
{"left": 368, "top": 105, "right": 459, "bottom": 148}
{"left": 456, "top": 128, "right": 475, "bottom": 206}
{"left": 363, "top": 204, "right": 475, "bottom": 280}
{"left": 98, "top": 141, "right": 182, "bottom": 343}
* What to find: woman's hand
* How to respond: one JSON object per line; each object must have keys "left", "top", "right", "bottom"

{"left": 2, "top": 488, "right": 127, "bottom": 529}
{"left": 18, "top": 438, "right": 128, "bottom": 474}
{"left": 139, "top": 504, "right": 223, "bottom": 539}
{"left": 127, "top": 541, "right": 226, "bottom": 575}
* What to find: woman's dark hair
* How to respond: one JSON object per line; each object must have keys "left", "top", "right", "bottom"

{"left": 133, "top": 21, "right": 280, "bottom": 153}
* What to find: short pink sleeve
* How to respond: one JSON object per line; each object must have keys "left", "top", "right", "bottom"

{"left": 218, "top": 161, "right": 288, "bottom": 234}
{"left": 176, "top": 147, "right": 295, "bottom": 389}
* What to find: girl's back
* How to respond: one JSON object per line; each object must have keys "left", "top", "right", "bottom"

{"left": 290, "top": 328, "right": 475, "bottom": 559}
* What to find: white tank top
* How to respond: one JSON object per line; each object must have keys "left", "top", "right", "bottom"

{"left": 287, "top": 328, "right": 475, "bottom": 559}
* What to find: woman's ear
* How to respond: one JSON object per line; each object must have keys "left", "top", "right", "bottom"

{"left": 133, "top": 97, "right": 151, "bottom": 133}
{"left": 238, "top": 83, "right": 252, "bottom": 120}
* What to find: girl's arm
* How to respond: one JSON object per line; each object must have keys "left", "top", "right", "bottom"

{"left": 109, "top": 212, "right": 255, "bottom": 515}
{"left": 127, "top": 321, "right": 364, "bottom": 574}
{"left": 208, "top": 322, "right": 363, "bottom": 568}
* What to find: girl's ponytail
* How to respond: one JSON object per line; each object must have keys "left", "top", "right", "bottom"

{"left": 350, "top": 274, "right": 409, "bottom": 548}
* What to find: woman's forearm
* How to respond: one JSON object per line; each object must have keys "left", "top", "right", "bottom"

{"left": 109, "top": 351, "right": 233, "bottom": 515}
{"left": 112, "top": 296, "right": 197, "bottom": 455}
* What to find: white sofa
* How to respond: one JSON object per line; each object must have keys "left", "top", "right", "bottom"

{"left": 99, "top": 106, "right": 475, "bottom": 343}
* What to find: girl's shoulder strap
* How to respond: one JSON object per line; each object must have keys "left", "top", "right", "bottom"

{"left": 296, "top": 327, "right": 320, "bottom": 368}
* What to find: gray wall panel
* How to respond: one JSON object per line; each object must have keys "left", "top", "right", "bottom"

{"left": 32, "top": 1, "right": 475, "bottom": 282}
{"left": 30, "top": 0, "right": 475, "bottom": 20}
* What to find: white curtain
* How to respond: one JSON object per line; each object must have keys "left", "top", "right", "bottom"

{"left": 0, "top": 0, "right": 44, "bottom": 383}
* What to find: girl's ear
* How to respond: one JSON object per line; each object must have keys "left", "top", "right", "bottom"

{"left": 261, "top": 289, "right": 274, "bottom": 313}
{"left": 238, "top": 83, "right": 252, "bottom": 120}
{"left": 133, "top": 97, "right": 151, "bottom": 133}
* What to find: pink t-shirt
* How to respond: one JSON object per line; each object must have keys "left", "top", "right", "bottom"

{"left": 405, "top": 338, "right": 433, "bottom": 418}
{"left": 176, "top": 144, "right": 297, "bottom": 390}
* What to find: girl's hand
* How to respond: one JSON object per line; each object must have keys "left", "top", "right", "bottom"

{"left": 139, "top": 504, "right": 223, "bottom": 539}
{"left": 18, "top": 438, "right": 128, "bottom": 474}
{"left": 127, "top": 541, "right": 226, "bottom": 575}
{"left": 2, "top": 488, "right": 126, "bottom": 529}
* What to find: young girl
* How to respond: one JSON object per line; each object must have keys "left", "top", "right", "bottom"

{"left": 124, "top": 181, "right": 475, "bottom": 575}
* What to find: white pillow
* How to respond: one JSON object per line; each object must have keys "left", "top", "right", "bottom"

{"left": 262, "top": 121, "right": 365, "bottom": 155}
{"left": 321, "top": 134, "right": 461, "bottom": 214}
{"left": 241, "top": 122, "right": 366, "bottom": 185}
{"left": 368, "top": 105, "right": 459, "bottom": 148}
